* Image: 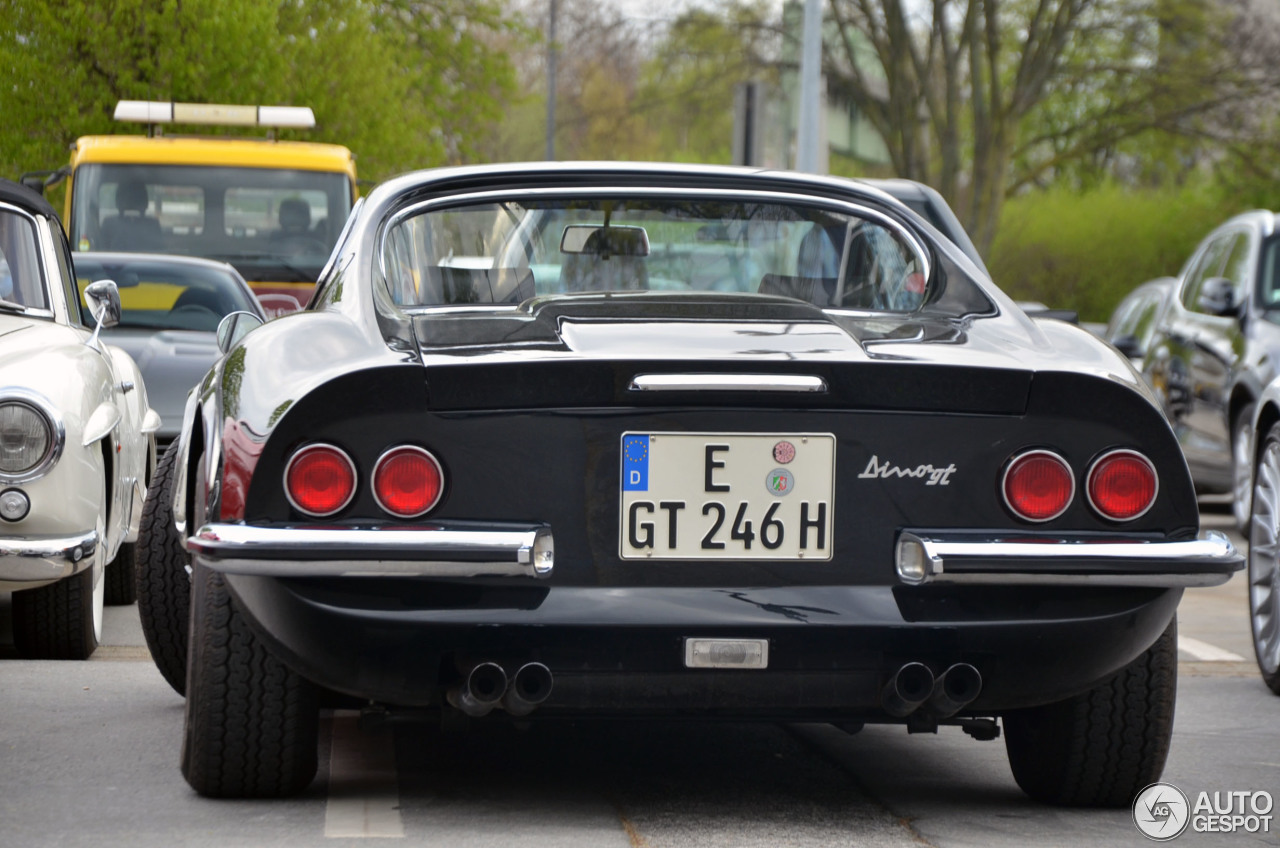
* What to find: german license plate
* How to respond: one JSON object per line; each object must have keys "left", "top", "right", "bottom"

{"left": 619, "top": 432, "right": 835, "bottom": 560}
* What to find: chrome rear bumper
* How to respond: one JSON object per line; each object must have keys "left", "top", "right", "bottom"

{"left": 187, "top": 521, "right": 554, "bottom": 579}
{"left": 895, "top": 529, "right": 1243, "bottom": 587}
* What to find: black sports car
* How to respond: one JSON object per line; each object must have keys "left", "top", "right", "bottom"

{"left": 137, "top": 163, "right": 1242, "bottom": 804}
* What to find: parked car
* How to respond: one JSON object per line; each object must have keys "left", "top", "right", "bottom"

{"left": 72, "top": 252, "right": 267, "bottom": 448}
{"left": 1104, "top": 277, "right": 1177, "bottom": 364}
{"left": 1138, "top": 211, "right": 1280, "bottom": 531}
{"left": 0, "top": 179, "right": 158, "bottom": 658}
{"left": 141, "top": 162, "right": 1240, "bottom": 803}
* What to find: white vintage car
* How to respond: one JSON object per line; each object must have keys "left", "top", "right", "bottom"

{"left": 0, "top": 178, "right": 158, "bottom": 659}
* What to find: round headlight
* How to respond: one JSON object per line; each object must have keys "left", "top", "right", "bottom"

{"left": 0, "top": 403, "right": 52, "bottom": 475}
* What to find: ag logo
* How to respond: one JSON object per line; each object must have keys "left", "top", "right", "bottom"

{"left": 1133, "top": 782, "right": 1190, "bottom": 841}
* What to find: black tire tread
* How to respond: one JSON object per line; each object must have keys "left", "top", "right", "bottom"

{"left": 11, "top": 566, "right": 98, "bottom": 660}
{"left": 1004, "top": 618, "right": 1177, "bottom": 806}
{"left": 1249, "top": 423, "right": 1280, "bottom": 695}
{"left": 105, "top": 542, "right": 137, "bottom": 606}
{"left": 135, "top": 441, "right": 190, "bottom": 694}
{"left": 182, "top": 564, "right": 318, "bottom": 797}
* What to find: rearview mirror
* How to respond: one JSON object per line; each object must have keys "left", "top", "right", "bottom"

{"left": 560, "top": 225, "right": 650, "bottom": 257}
{"left": 216, "top": 311, "right": 265, "bottom": 354}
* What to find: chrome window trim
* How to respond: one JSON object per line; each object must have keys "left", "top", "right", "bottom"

{"left": 372, "top": 444, "right": 445, "bottom": 519}
{"left": 1000, "top": 449, "right": 1076, "bottom": 523}
{"left": 0, "top": 388, "right": 66, "bottom": 483}
{"left": 377, "top": 186, "right": 933, "bottom": 303}
{"left": 1085, "top": 448, "right": 1159, "bottom": 521}
{"left": 283, "top": 443, "right": 358, "bottom": 518}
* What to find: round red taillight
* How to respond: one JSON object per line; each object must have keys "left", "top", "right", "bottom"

{"left": 373, "top": 446, "right": 444, "bottom": 518}
{"left": 284, "top": 444, "right": 357, "bottom": 517}
{"left": 1002, "top": 450, "right": 1075, "bottom": 522}
{"left": 1087, "top": 449, "right": 1158, "bottom": 521}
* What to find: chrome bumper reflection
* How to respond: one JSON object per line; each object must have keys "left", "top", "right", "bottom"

{"left": 0, "top": 530, "right": 98, "bottom": 583}
{"left": 896, "top": 529, "right": 1243, "bottom": 587}
{"left": 187, "top": 522, "right": 554, "bottom": 579}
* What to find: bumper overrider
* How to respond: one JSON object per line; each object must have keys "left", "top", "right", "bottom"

{"left": 186, "top": 523, "right": 1243, "bottom": 718}
{"left": 0, "top": 529, "right": 98, "bottom": 584}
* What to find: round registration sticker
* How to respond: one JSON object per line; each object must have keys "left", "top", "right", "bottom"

{"left": 773, "top": 441, "right": 796, "bottom": 464}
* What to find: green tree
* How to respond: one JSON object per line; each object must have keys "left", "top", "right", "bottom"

{"left": 634, "top": 3, "right": 777, "bottom": 164}
{"left": 0, "top": 0, "right": 518, "bottom": 184}
{"left": 823, "top": 0, "right": 1280, "bottom": 254}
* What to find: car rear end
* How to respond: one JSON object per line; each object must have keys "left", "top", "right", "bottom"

{"left": 190, "top": 329, "right": 1230, "bottom": 721}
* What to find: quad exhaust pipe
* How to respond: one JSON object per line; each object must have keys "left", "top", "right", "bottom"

{"left": 881, "top": 662, "right": 982, "bottom": 718}
{"left": 447, "top": 661, "right": 554, "bottom": 717}
{"left": 503, "top": 662, "right": 554, "bottom": 716}
{"left": 926, "top": 663, "right": 982, "bottom": 718}
{"left": 881, "top": 662, "right": 935, "bottom": 717}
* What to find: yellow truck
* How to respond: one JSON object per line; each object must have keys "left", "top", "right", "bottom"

{"left": 28, "top": 101, "right": 358, "bottom": 314}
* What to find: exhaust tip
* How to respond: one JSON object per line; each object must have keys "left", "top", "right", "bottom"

{"left": 882, "top": 662, "right": 935, "bottom": 717}
{"left": 504, "top": 662, "right": 554, "bottom": 716}
{"left": 467, "top": 662, "right": 509, "bottom": 705}
{"left": 926, "top": 663, "right": 983, "bottom": 718}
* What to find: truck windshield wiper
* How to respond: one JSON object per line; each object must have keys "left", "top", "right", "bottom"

{"left": 0, "top": 298, "right": 28, "bottom": 314}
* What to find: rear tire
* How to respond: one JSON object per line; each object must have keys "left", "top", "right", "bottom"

{"left": 12, "top": 554, "right": 102, "bottom": 660}
{"left": 136, "top": 441, "right": 191, "bottom": 695}
{"left": 105, "top": 542, "right": 137, "bottom": 605}
{"left": 1247, "top": 421, "right": 1280, "bottom": 694}
{"left": 1003, "top": 618, "right": 1177, "bottom": 806}
{"left": 182, "top": 561, "right": 319, "bottom": 798}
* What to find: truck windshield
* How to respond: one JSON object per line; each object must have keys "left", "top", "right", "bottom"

{"left": 68, "top": 164, "right": 352, "bottom": 285}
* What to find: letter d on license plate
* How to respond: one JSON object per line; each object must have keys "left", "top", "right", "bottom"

{"left": 619, "top": 432, "right": 835, "bottom": 560}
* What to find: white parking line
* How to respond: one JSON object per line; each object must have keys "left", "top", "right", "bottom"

{"left": 1178, "top": 635, "right": 1247, "bottom": 662}
{"left": 325, "top": 710, "right": 405, "bottom": 838}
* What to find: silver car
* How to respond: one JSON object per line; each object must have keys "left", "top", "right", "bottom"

{"left": 72, "top": 252, "right": 266, "bottom": 447}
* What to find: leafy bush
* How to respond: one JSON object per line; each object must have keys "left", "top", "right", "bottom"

{"left": 987, "top": 183, "right": 1246, "bottom": 323}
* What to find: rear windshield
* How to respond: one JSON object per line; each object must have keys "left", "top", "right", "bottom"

{"left": 69, "top": 163, "right": 352, "bottom": 284}
{"left": 74, "top": 256, "right": 258, "bottom": 332}
{"left": 382, "top": 197, "right": 933, "bottom": 312}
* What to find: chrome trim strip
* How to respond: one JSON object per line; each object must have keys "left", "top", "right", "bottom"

{"left": 898, "top": 530, "right": 1242, "bottom": 587}
{"left": 187, "top": 522, "right": 553, "bottom": 578}
{"left": 0, "top": 529, "right": 98, "bottom": 582}
{"left": 629, "top": 374, "right": 828, "bottom": 393}
{"left": 0, "top": 388, "right": 66, "bottom": 483}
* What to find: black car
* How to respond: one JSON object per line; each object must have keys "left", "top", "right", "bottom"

{"left": 136, "top": 162, "right": 1241, "bottom": 804}
{"left": 1140, "top": 211, "right": 1280, "bottom": 529}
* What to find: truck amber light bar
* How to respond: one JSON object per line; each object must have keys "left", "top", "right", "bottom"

{"left": 113, "top": 101, "right": 316, "bottom": 129}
